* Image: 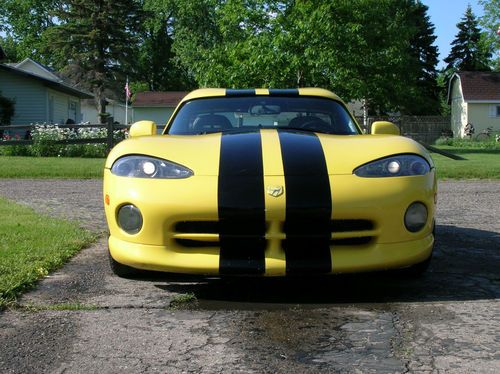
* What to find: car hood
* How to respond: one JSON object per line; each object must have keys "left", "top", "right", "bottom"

{"left": 106, "top": 130, "right": 432, "bottom": 176}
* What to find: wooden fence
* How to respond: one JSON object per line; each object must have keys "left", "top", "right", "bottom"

{"left": 355, "top": 116, "right": 452, "bottom": 144}
{"left": 0, "top": 122, "right": 128, "bottom": 151}
{"left": 1, "top": 116, "right": 452, "bottom": 150}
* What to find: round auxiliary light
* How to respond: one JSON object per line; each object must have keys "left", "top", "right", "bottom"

{"left": 387, "top": 160, "right": 401, "bottom": 174}
{"left": 142, "top": 161, "right": 156, "bottom": 176}
{"left": 117, "top": 204, "right": 143, "bottom": 234}
{"left": 404, "top": 202, "right": 428, "bottom": 233}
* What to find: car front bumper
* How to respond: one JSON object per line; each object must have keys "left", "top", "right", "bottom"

{"left": 104, "top": 168, "right": 436, "bottom": 275}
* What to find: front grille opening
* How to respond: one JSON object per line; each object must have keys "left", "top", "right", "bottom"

{"left": 175, "top": 221, "right": 219, "bottom": 233}
{"left": 175, "top": 239, "right": 220, "bottom": 248}
{"left": 331, "top": 237, "right": 373, "bottom": 245}
{"left": 331, "top": 220, "right": 374, "bottom": 232}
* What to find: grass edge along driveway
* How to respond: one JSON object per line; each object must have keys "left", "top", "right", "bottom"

{"left": 0, "top": 197, "right": 96, "bottom": 309}
{"left": 1, "top": 146, "right": 499, "bottom": 180}
{"left": 0, "top": 156, "right": 105, "bottom": 179}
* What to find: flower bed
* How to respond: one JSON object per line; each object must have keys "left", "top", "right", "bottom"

{"left": 1, "top": 123, "right": 127, "bottom": 157}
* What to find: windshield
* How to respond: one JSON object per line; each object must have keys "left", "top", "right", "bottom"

{"left": 166, "top": 96, "right": 360, "bottom": 135}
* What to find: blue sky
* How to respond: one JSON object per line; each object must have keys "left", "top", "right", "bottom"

{"left": 422, "top": 0, "right": 485, "bottom": 68}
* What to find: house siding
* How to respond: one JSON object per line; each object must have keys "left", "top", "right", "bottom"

{"left": 46, "top": 88, "right": 82, "bottom": 124}
{"left": 14, "top": 60, "right": 59, "bottom": 81}
{"left": 467, "top": 103, "right": 500, "bottom": 134}
{"left": 0, "top": 69, "right": 47, "bottom": 125}
{"left": 82, "top": 100, "right": 131, "bottom": 124}
{"left": 133, "top": 107, "right": 175, "bottom": 126}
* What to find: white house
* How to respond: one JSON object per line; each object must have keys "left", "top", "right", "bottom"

{"left": 132, "top": 91, "right": 187, "bottom": 127}
{"left": 0, "top": 58, "right": 92, "bottom": 125}
{"left": 81, "top": 98, "right": 131, "bottom": 124}
{"left": 448, "top": 71, "right": 500, "bottom": 138}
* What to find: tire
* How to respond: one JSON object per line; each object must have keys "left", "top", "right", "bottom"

{"left": 108, "top": 251, "right": 142, "bottom": 278}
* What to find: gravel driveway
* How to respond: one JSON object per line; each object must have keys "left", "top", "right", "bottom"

{"left": 0, "top": 179, "right": 499, "bottom": 373}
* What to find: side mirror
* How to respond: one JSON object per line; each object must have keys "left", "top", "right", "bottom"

{"left": 371, "top": 121, "right": 400, "bottom": 135}
{"left": 129, "top": 120, "right": 157, "bottom": 137}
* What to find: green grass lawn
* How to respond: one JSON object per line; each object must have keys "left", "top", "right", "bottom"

{"left": 0, "top": 156, "right": 105, "bottom": 178}
{"left": 0, "top": 147, "right": 499, "bottom": 180}
{"left": 431, "top": 146, "right": 500, "bottom": 179}
{"left": 0, "top": 198, "right": 96, "bottom": 309}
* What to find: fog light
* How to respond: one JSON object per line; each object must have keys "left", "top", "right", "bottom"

{"left": 404, "top": 202, "right": 427, "bottom": 232}
{"left": 117, "top": 204, "right": 143, "bottom": 234}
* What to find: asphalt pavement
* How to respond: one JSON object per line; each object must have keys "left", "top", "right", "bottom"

{"left": 0, "top": 179, "right": 499, "bottom": 373}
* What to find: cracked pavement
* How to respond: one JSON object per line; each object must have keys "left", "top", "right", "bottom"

{"left": 0, "top": 179, "right": 499, "bottom": 373}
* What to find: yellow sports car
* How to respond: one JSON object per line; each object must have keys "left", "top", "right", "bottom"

{"left": 104, "top": 88, "right": 436, "bottom": 277}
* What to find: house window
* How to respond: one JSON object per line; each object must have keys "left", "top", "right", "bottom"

{"left": 489, "top": 105, "right": 500, "bottom": 117}
{"left": 68, "top": 100, "right": 77, "bottom": 123}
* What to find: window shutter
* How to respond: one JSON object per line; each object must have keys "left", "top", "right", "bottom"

{"left": 489, "top": 105, "right": 496, "bottom": 118}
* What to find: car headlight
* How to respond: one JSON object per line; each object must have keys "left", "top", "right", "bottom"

{"left": 111, "top": 155, "right": 193, "bottom": 179}
{"left": 354, "top": 155, "right": 430, "bottom": 177}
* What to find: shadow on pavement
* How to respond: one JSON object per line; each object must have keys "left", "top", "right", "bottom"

{"left": 147, "top": 224, "right": 500, "bottom": 309}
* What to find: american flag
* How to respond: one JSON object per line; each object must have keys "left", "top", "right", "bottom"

{"left": 125, "top": 80, "right": 131, "bottom": 99}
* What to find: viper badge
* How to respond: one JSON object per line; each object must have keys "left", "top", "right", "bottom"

{"left": 266, "top": 185, "right": 284, "bottom": 197}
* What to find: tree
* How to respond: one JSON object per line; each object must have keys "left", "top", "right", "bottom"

{"left": 130, "top": 0, "right": 194, "bottom": 91}
{"left": 0, "top": 35, "right": 21, "bottom": 63}
{"left": 0, "top": 0, "right": 61, "bottom": 65}
{"left": 402, "top": 1, "right": 440, "bottom": 115}
{"left": 479, "top": 0, "right": 500, "bottom": 71}
{"left": 44, "top": 0, "right": 143, "bottom": 122}
{"left": 444, "top": 5, "right": 492, "bottom": 72}
{"left": 172, "top": 0, "right": 424, "bottom": 113}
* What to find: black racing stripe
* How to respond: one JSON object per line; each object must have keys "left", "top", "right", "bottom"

{"left": 218, "top": 131, "right": 266, "bottom": 274}
{"left": 268, "top": 89, "right": 299, "bottom": 97}
{"left": 278, "top": 130, "right": 332, "bottom": 274}
{"left": 226, "top": 89, "right": 256, "bottom": 97}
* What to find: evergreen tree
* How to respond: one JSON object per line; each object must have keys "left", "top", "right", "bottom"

{"left": 131, "top": 0, "right": 194, "bottom": 91}
{"left": 444, "top": 5, "right": 492, "bottom": 72}
{"left": 404, "top": 1, "right": 440, "bottom": 115}
{"left": 45, "top": 0, "right": 143, "bottom": 121}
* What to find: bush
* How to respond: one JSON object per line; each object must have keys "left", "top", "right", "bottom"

{"left": 1, "top": 123, "right": 128, "bottom": 157}
{"left": 30, "top": 124, "right": 68, "bottom": 157}
{"left": 434, "top": 136, "right": 500, "bottom": 150}
{"left": 0, "top": 93, "right": 15, "bottom": 125}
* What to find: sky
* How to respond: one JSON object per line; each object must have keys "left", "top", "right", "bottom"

{"left": 422, "top": 0, "right": 485, "bottom": 68}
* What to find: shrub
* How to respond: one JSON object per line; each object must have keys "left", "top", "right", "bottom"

{"left": 30, "top": 124, "right": 68, "bottom": 157}
{"left": 434, "top": 136, "right": 500, "bottom": 150}
{"left": 0, "top": 93, "right": 15, "bottom": 125}
{"left": 1, "top": 123, "right": 128, "bottom": 157}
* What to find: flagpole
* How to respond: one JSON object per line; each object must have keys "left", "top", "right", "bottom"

{"left": 125, "top": 77, "right": 129, "bottom": 125}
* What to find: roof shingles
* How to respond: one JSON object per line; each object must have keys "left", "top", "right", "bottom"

{"left": 458, "top": 71, "right": 500, "bottom": 101}
{"left": 133, "top": 91, "right": 188, "bottom": 107}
